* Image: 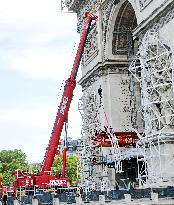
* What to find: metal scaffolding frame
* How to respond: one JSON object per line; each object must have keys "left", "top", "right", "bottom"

{"left": 129, "top": 30, "right": 174, "bottom": 187}
{"left": 78, "top": 87, "right": 102, "bottom": 190}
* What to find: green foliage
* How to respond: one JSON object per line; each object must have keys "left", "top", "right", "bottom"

{"left": 0, "top": 149, "right": 28, "bottom": 185}
{"left": 29, "top": 163, "right": 40, "bottom": 173}
{"left": 52, "top": 154, "right": 80, "bottom": 186}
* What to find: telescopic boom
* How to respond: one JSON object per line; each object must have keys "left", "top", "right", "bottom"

{"left": 41, "top": 13, "right": 97, "bottom": 173}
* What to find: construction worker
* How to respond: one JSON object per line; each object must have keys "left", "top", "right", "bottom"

{"left": 98, "top": 86, "right": 102, "bottom": 107}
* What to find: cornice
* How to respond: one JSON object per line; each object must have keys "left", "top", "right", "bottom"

{"left": 79, "top": 60, "right": 129, "bottom": 90}
{"left": 65, "top": 0, "right": 85, "bottom": 12}
{"left": 133, "top": 0, "right": 174, "bottom": 37}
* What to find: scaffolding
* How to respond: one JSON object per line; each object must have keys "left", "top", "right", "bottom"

{"left": 78, "top": 86, "right": 102, "bottom": 190}
{"left": 78, "top": 85, "right": 143, "bottom": 190}
{"left": 77, "top": 30, "right": 174, "bottom": 189}
{"left": 129, "top": 30, "right": 174, "bottom": 187}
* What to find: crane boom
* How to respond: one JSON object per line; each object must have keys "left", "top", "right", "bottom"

{"left": 41, "top": 13, "right": 97, "bottom": 173}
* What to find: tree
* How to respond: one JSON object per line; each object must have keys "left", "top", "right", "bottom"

{"left": 0, "top": 149, "right": 28, "bottom": 185}
{"left": 52, "top": 154, "right": 80, "bottom": 186}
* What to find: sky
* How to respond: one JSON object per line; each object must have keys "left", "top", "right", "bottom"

{"left": 0, "top": 0, "right": 82, "bottom": 163}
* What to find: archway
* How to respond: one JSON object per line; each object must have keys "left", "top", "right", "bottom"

{"left": 112, "top": 0, "right": 137, "bottom": 56}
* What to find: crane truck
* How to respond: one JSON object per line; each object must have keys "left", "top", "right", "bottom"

{"left": 13, "top": 12, "right": 97, "bottom": 190}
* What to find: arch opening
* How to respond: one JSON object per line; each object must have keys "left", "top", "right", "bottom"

{"left": 112, "top": 0, "right": 137, "bottom": 56}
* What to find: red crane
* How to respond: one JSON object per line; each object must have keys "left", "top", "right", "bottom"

{"left": 13, "top": 12, "right": 97, "bottom": 189}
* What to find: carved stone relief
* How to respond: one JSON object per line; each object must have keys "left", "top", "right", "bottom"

{"left": 81, "top": 23, "right": 98, "bottom": 68}
{"left": 101, "top": 0, "right": 114, "bottom": 33}
{"left": 152, "top": 4, "right": 174, "bottom": 31}
{"left": 135, "top": 1, "right": 174, "bottom": 38}
{"left": 76, "top": 0, "right": 98, "bottom": 33}
{"left": 65, "top": 0, "right": 84, "bottom": 13}
{"left": 139, "top": 0, "right": 153, "bottom": 10}
{"left": 102, "top": 0, "right": 115, "bottom": 59}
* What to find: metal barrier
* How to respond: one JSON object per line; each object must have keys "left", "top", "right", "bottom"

{"left": 4, "top": 186, "right": 174, "bottom": 204}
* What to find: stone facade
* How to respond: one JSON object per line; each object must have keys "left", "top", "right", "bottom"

{"left": 65, "top": 0, "right": 174, "bottom": 189}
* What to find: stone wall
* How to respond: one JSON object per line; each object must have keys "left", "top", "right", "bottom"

{"left": 65, "top": 0, "right": 174, "bottom": 189}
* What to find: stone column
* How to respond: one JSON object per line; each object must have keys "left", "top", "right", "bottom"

{"left": 14, "top": 199, "right": 19, "bottom": 205}
{"left": 99, "top": 195, "right": 105, "bottom": 205}
{"left": 151, "top": 192, "right": 158, "bottom": 202}
{"left": 75, "top": 196, "right": 83, "bottom": 205}
{"left": 32, "top": 198, "right": 38, "bottom": 205}
{"left": 53, "top": 197, "right": 59, "bottom": 205}
{"left": 124, "top": 194, "right": 131, "bottom": 203}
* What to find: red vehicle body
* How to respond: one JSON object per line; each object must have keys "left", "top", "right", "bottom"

{"left": 0, "top": 186, "right": 16, "bottom": 197}
{"left": 91, "top": 131, "right": 138, "bottom": 147}
{"left": 0, "top": 177, "right": 16, "bottom": 197}
{"left": 13, "top": 12, "right": 97, "bottom": 189}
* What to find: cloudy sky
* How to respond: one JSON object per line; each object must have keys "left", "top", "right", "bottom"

{"left": 0, "top": 0, "right": 82, "bottom": 163}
